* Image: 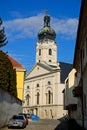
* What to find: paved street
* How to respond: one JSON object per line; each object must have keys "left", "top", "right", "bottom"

{"left": 0, "top": 119, "right": 61, "bottom": 130}
{"left": 0, "top": 118, "right": 85, "bottom": 130}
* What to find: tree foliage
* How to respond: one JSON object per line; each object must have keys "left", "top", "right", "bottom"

{"left": 0, "top": 18, "right": 7, "bottom": 48}
{"left": 0, "top": 51, "right": 17, "bottom": 97}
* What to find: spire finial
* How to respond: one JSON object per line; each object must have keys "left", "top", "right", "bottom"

{"left": 46, "top": 9, "right": 48, "bottom": 16}
{"left": 44, "top": 10, "right": 50, "bottom": 27}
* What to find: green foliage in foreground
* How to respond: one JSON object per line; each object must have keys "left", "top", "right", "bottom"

{"left": 0, "top": 51, "right": 17, "bottom": 97}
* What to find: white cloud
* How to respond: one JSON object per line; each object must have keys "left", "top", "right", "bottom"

{"left": 4, "top": 13, "right": 78, "bottom": 41}
{"left": 51, "top": 17, "right": 78, "bottom": 39}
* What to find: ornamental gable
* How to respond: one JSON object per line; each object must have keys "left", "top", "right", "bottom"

{"left": 25, "top": 63, "right": 54, "bottom": 79}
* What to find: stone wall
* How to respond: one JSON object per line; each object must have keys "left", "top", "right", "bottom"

{"left": 0, "top": 88, "right": 22, "bottom": 128}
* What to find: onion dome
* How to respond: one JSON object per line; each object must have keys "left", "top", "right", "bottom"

{"left": 38, "top": 11, "right": 56, "bottom": 41}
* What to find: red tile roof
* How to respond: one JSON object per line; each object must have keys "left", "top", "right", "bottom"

{"left": 0, "top": 50, "right": 25, "bottom": 70}
{"left": 8, "top": 55, "right": 25, "bottom": 69}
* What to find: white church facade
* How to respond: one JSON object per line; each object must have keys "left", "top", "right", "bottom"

{"left": 23, "top": 12, "right": 72, "bottom": 119}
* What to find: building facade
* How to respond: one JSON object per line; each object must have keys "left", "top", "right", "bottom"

{"left": 62, "top": 69, "right": 77, "bottom": 119}
{"left": 63, "top": 0, "right": 87, "bottom": 129}
{"left": 73, "top": 0, "right": 87, "bottom": 128}
{"left": 23, "top": 12, "right": 72, "bottom": 119}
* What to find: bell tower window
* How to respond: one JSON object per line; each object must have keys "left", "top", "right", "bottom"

{"left": 39, "top": 49, "right": 41, "bottom": 56}
{"left": 49, "top": 49, "right": 52, "bottom": 55}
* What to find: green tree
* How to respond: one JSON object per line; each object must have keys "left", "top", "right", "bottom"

{"left": 0, "top": 18, "right": 7, "bottom": 48}
{"left": 0, "top": 51, "right": 17, "bottom": 97}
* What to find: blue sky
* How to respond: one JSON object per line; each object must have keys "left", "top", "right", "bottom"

{"left": 1, "top": 0, "right": 81, "bottom": 73}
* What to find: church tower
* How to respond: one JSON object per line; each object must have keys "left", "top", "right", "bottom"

{"left": 23, "top": 11, "right": 72, "bottom": 119}
{"left": 36, "top": 11, "right": 58, "bottom": 66}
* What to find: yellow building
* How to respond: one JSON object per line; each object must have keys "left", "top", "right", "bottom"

{"left": 8, "top": 56, "right": 26, "bottom": 100}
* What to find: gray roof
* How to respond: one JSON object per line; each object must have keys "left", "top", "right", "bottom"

{"left": 59, "top": 62, "right": 73, "bottom": 83}
{"left": 38, "top": 62, "right": 73, "bottom": 83}
{"left": 37, "top": 62, "right": 59, "bottom": 71}
{"left": 26, "top": 61, "right": 72, "bottom": 82}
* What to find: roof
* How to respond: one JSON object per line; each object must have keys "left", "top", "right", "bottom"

{"left": 38, "top": 12, "right": 56, "bottom": 41}
{"left": 59, "top": 62, "right": 73, "bottom": 83}
{"left": 37, "top": 62, "right": 59, "bottom": 71}
{"left": 26, "top": 61, "right": 60, "bottom": 78}
{"left": 0, "top": 50, "right": 26, "bottom": 71}
{"left": 8, "top": 55, "right": 26, "bottom": 70}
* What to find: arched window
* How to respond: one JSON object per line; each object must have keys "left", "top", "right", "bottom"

{"left": 37, "top": 92, "right": 39, "bottom": 104}
{"left": 26, "top": 94, "right": 29, "bottom": 106}
{"left": 49, "top": 49, "right": 52, "bottom": 55}
{"left": 46, "top": 90, "right": 53, "bottom": 104}
{"left": 48, "top": 81, "right": 51, "bottom": 85}
{"left": 48, "top": 90, "right": 51, "bottom": 104}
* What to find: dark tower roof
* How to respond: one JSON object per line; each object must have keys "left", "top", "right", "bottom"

{"left": 38, "top": 11, "right": 56, "bottom": 41}
{"left": 59, "top": 62, "right": 73, "bottom": 83}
